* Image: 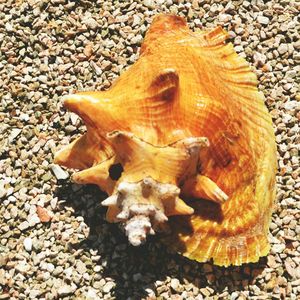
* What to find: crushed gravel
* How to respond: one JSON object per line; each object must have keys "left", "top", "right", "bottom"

{"left": 0, "top": 0, "right": 299, "bottom": 299}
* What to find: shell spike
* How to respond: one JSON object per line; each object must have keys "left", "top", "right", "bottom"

{"left": 62, "top": 92, "right": 114, "bottom": 128}
{"left": 182, "top": 175, "right": 229, "bottom": 204}
{"left": 53, "top": 134, "right": 95, "bottom": 170}
{"left": 72, "top": 156, "right": 116, "bottom": 194}
{"left": 101, "top": 194, "right": 118, "bottom": 207}
{"left": 164, "top": 197, "right": 194, "bottom": 216}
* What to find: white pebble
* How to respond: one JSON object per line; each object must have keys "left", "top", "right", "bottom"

{"left": 47, "top": 263, "right": 55, "bottom": 273}
{"left": 23, "top": 237, "right": 32, "bottom": 252}
{"left": 278, "top": 44, "right": 288, "bottom": 55}
{"left": 257, "top": 16, "right": 269, "bottom": 25}
{"left": 103, "top": 281, "right": 115, "bottom": 293}
{"left": 51, "top": 165, "right": 69, "bottom": 180}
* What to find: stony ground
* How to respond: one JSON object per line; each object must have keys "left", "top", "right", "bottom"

{"left": 0, "top": 0, "right": 299, "bottom": 299}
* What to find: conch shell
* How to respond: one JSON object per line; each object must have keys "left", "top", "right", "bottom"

{"left": 54, "top": 15, "right": 277, "bottom": 266}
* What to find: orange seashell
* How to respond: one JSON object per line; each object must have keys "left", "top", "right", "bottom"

{"left": 54, "top": 14, "right": 277, "bottom": 266}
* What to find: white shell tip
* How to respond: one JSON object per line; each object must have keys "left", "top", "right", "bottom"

{"left": 101, "top": 195, "right": 118, "bottom": 206}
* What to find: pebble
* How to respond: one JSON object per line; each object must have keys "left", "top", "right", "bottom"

{"left": 51, "top": 164, "right": 69, "bottom": 180}
{"left": 47, "top": 263, "right": 55, "bottom": 273}
{"left": 23, "top": 237, "right": 32, "bottom": 252}
{"left": 8, "top": 128, "right": 22, "bottom": 143}
{"left": 18, "top": 221, "right": 29, "bottom": 231}
{"left": 219, "top": 14, "right": 232, "bottom": 23}
{"left": 278, "top": 44, "right": 288, "bottom": 55}
{"left": 76, "top": 260, "right": 87, "bottom": 274}
{"left": 272, "top": 243, "right": 286, "bottom": 254}
{"left": 85, "top": 288, "right": 101, "bottom": 300}
{"left": 144, "top": 0, "right": 155, "bottom": 9}
{"left": 57, "top": 284, "right": 76, "bottom": 296}
{"left": 257, "top": 16, "right": 270, "bottom": 25}
{"left": 0, "top": 186, "right": 6, "bottom": 198}
{"left": 83, "top": 18, "right": 99, "bottom": 30}
{"left": 28, "top": 214, "right": 40, "bottom": 227}
{"left": 37, "top": 206, "right": 52, "bottom": 223}
{"left": 103, "top": 281, "right": 115, "bottom": 293}
{"left": 15, "top": 261, "right": 30, "bottom": 274}
{"left": 170, "top": 278, "right": 180, "bottom": 292}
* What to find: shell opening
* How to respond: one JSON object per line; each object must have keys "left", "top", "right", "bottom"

{"left": 108, "top": 163, "right": 123, "bottom": 180}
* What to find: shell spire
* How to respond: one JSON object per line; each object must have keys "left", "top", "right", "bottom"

{"left": 54, "top": 14, "right": 277, "bottom": 266}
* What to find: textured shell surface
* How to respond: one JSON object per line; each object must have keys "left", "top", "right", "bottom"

{"left": 54, "top": 14, "right": 277, "bottom": 266}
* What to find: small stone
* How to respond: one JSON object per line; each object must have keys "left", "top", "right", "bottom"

{"left": 83, "top": 18, "right": 99, "bottom": 30}
{"left": 103, "top": 281, "right": 115, "bottom": 293}
{"left": 285, "top": 259, "right": 296, "bottom": 278}
{"left": 84, "top": 43, "right": 93, "bottom": 58}
{"left": 284, "top": 101, "right": 299, "bottom": 111}
{"left": 0, "top": 185, "right": 7, "bottom": 198}
{"left": 53, "top": 266, "right": 64, "bottom": 276}
{"left": 38, "top": 75, "right": 48, "bottom": 83}
{"left": 50, "top": 197, "right": 58, "bottom": 210}
{"left": 257, "top": 16, "right": 269, "bottom": 25}
{"left": 69, "top": 113, "right": 79, "bottom": 126}
{"left": 278, "top": 44, "right": 288, "bottom": 55}
{"left": 37, "top": 206, "right": 52, "bottom": 223}
{"left": 253, "top": 52, "right": 266, "bottom": 65}
{"left": 219, "top": 14, "right": 232, "bottom": 23}
{"left": 15, "top": 260, "right": 30, "bottom": 274}
{"left": 23, "top": 237, "right": 32, "bottom": 252}
{"left": 132, "top": 15, "right": 141, "bottom": 27}
{"left": 65, "top": 125, "right": 77, "bottom": 133}
{"left": 10, "top": 206, "right": 18, "bottom": 218}
{"left": 47, "top": 263, "right": 55, "bottom": 273}
{"left": 272, "top": 243, "right": 285, "bottom": 254}
{"left": 18, "top": 221, "right": 29, "bottom": 231}
{"left": 170, "top": 278, "right": 180, "bottom": 292}
{"left": 267, "top": 255, "right": 277, "bottom": 268}
{"left": 200, "top": 287, "right": 211, "bottom": 297}
{"left": 131, "top": 34, "right": 143, "bottom": 45}
{"left": 143, "top": 0, "right": 155, "bottom": 9}
{"left": 51, "top": 165, "right": 69, "bottom": 180}
{"left": 5, "top": 23, "right": 13, "bottom": 32}
{"left": 231, "top": 291, "right": 239, "bottom": 300}
{"left": 0, "top": 256, "right": 8, "bottom": 267}
{"left": 85, "top": 288, "right": 101, "bottom": 300}
{"left": 8, "top": 128, "right": 22, "bottom": 143}
{"left": 28, "top": 214, "right": 40, "bottom": 227}
{"left": 76, "top": 260, "right": 87, "bottom": 275}
{"left": 93, "top": 265, "right": 101, "bottom": 273}
{"left": 57, "top": 284, "right": 76, "bottom": 296}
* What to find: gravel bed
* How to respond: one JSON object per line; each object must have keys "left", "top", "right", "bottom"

{"left": 0, "top": 0, "right": 299, "bottom": 299}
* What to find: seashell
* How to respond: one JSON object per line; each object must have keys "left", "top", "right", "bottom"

{"left": 54, "top": 14, "right": 277, "bottom": 266}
